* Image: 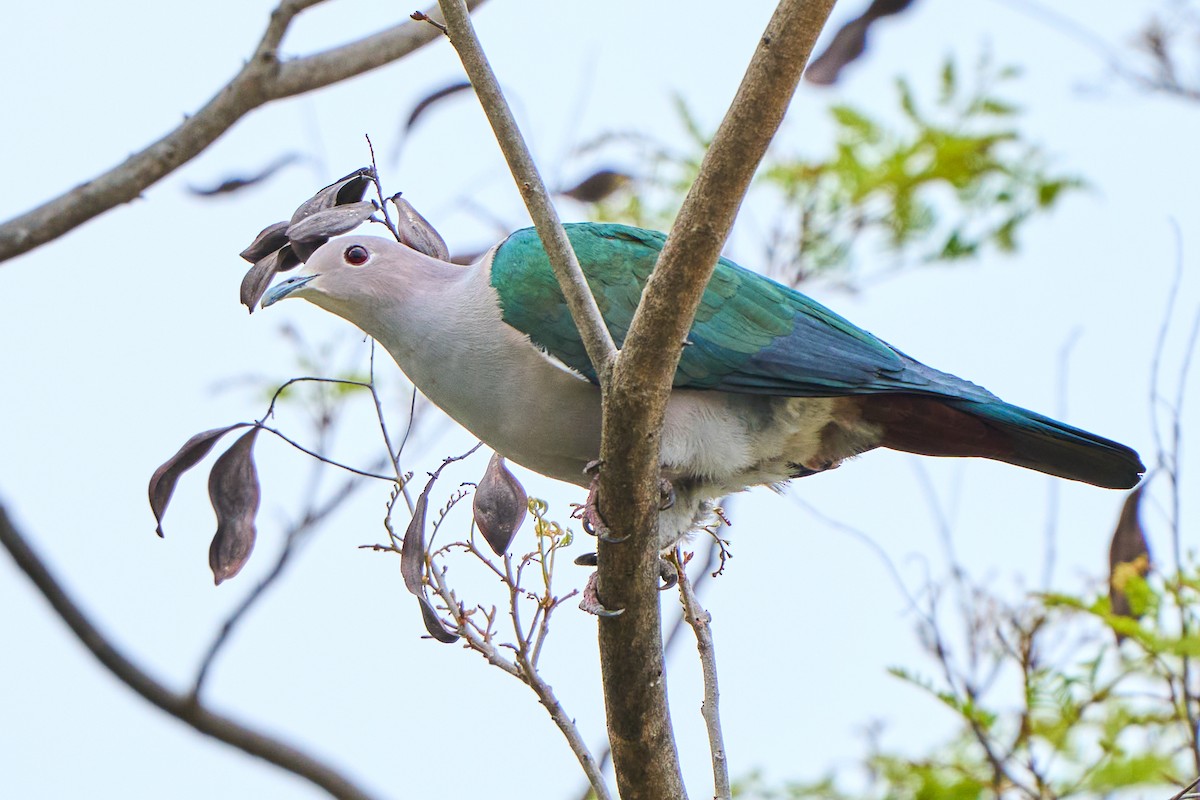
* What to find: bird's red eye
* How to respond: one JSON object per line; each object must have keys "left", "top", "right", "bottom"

{"left": 344, "top": 245, "right": 369, "bottom": 266}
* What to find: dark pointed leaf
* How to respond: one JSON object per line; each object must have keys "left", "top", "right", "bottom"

{"left": 286, "top": 200, "right": 377, "bottom": 245}
{"left": 417, "top": 595, "right": 459, "bottom": 643}
{"left": 401, "top": 478, "right": 432, "bottom": 595}
{"left": 392, "top": 196, "right": 449, "bottom": 260}
{"left": 805, "top": 0, "right": 916, "bottom": 85}
{"left": 189, "top": 153, "right": 302, "bottom": 198}
{"left": 149, "top": 424, "right": 247, "bottom": 537}
{"left": 240, "top": 245, "right": 299, "bottom": 311}
{"left": 288, "top": 167, "right": 374, "bottom": 227}
{"left": 403, "top": 81, "right": 473, "bottom": 134}
{"left": 239, "top": 221, "right": 290, "bottom": 263}
{"left": 208, "top": 428, "right": 261, "bottom": 585}
{"left": 559, "top": 170, "right": 633, "bottom": 204}
{"left": 473, "top": 454, "right": 528, "bottom": 556}
{"left": 1109, "top": 485, "right": 1151, "bottom": 624}
{"left": 805, "top": 17, "right": 869, "bottom": 85}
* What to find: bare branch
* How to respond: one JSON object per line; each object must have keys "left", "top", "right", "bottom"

{"left": 0, "top": 504, "right": 377, "bottom": 800}
{"left": 594, "top": 3, "right": 836, "bottom": 798}
{"left": 673, "top": 550, "right": 730, "bottom": 800}
{"left": 0, "top": 0, "right": 487, "bottom": 265}
{"left": 435, "top": 0, "right": 618, "bottom": 383}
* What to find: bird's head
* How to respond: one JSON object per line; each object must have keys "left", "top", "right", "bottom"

{"left": 261, "top": 235, "right": 433, "bottom": 321}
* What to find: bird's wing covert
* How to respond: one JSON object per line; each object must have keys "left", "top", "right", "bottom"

{"left": 490, "top": 223, "right": 993, "bottom": 400}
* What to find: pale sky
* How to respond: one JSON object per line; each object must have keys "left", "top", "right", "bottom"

{"left": 1, "top": 1, "right": 1196, "bottom": 798}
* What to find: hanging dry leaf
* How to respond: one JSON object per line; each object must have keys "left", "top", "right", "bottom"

{"left": 189, "top": 153, "right": 301, "bottom": 197}
{"left": 286, "top": 200, "right": 378, "bottom": 260}
{"left": 559, "top": 169, "right": 633, "bottom": 204}
{"left": 288, "top": 168, "right": 374, "bottom": 228}
{"left": 392, "top": 196, "right": 450, "bottom": 261}
{"left": 403, "top": 81, "right": 473, "bottom": 134}
{"left": 401, "top": 478, "right": 433, "bottom": 595}
{"left": 149, "top": 424, "right": 247, "bottom": 537}
{"left": 239, "top": 221, "right": 290, "bottom": 263}
{"left": 473, "top": 454, "right": 528, "bottom": 556}
{"left": 207, "top": 428, "right": 261, "bottom": 585}
{"left": 417, "top": 595, "right": 459, "bottom": 643}
{"left": 805, "top": 0, "right": 916, "bottom": 85}
{"left": 1109, "top": 485, "right": 1151, "bottom": 624}
{"left": 240, "top": 245, "right": 300, "bottom": 311}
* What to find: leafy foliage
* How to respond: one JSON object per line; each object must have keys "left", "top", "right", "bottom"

{"left": 585, "top": 55, "right": 1080, "bottom": 285}
{"left": 735, "top": 558, "right": 1200, "bottom": 800}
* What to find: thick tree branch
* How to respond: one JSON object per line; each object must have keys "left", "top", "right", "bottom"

{"left": 434, "top": 0, "right": 618, "bottom": 383}
{"left": 594, "top": 2, "right": 836, "bottom": 799}
{"left": 0, "top": 503, "right": 377, "bottom": 800}
{"left": 0, "top": 0, "right": 486, "bottom": 265}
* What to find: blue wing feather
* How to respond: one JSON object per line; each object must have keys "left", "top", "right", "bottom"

{"left": 492, "top": 222, "right": 993, "bottom": 403}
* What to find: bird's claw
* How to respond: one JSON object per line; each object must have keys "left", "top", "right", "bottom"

{"left": 579, "top": 570, "right": 624, "bottom": 617}
{"left": 658, "top": 557, "right": 679, "bottom": 591}
{"left": 572, "top": 461, "right": 628, "bottom": 543}
{"left": 658, "top": 477, "right": 676, "bottom": 511}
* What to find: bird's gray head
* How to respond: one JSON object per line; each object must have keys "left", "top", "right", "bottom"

{"left": 261, "top": 235, "right": 426, "bottom": 318}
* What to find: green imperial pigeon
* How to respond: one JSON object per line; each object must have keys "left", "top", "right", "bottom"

{"left": 263, "top": 222, "right": 1144, "bottom": 547}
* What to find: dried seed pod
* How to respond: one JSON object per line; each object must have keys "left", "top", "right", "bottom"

{"left": 239, "top": 221, "right": 289, "bottom": 263}
{"left": 392, "top": 196, "right": 450, "bottom": 261}
{"left": 288, "top": 168, "right": 374, "bottom": 227}
{"left": 1109, "top": 485, "right": 1151, "bottom": 627}
{"left": 149, "top": 424, "right": 246, "bottom": 537}
{"left": 559, "top": 170, "right": 633, "bottom": 204}
{"left": 473, "top": 454, "right": 528, "bottom": 556}
{"left": 207, "top": 428, "right": 261, "bottom": 585}
{"left": 400, "top": 481, "right": 431, "bottom": 596}
{"left": 403, "top": 81, "right": 473, "bottom": 134}
{"left": 286, "top": 200, "right": 377, "bottom": 251}
{"left": 417, "top": 595, "right": 459, "bottom": 643}
{"left": 240, "top": 245, "right": 299, "bottom": 311}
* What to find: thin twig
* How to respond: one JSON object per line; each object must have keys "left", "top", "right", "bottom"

{"left": 263, "top": 375, "right": 373, "bottom": 419}
{"left": 255, "top": 423, "right": 394, "bottom": 481}
{"left": 368, "top": 342, "right": 416, "bottom": 514}
{"left": 673, "top": 549, "right": 730, "bottom": 800}
{"left": 0, "top": 505, "right": 377, "bottom": 800}
{"left": 1042, "top": 328, "right": 1082, "bottom": 590}
{"left": 435, "top": 0, "right": 618, "bottom": 384}
{"left": 0, "top": 0, "right": 488, "bottom": 264}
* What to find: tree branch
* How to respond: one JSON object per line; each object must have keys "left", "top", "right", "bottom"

{"left": 0, "top": 0, "right": 487, "bottom": 265}
{"left": 434, "top": 0, "right": 618, "bottom": 383}
{"left": 0, "top": 503, "right": 377, "bottom": 800}
{"left": 594, "top": 2, "right": 836, "bottom": 798}
{"left": 673, "top": 550, "right": 730, "bottom": 800}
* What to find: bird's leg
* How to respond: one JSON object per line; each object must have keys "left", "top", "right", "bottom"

{"left": 574, "top": 550, "right": 677, "bottom": 616}
{"left": 658, "top": 556, "right": 679, "bottom": 590}
{"left": 571, "top": 460, "right": 628, "bottom": 544}
{"left": 573, "top": 552, "right": 623, "bottom": 617}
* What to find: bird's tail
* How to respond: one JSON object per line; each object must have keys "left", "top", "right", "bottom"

{"left": 862, "top": 396, "right": 1145, "bottom": 489}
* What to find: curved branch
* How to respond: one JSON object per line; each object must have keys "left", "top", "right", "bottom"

{"left": 435, "top": 0, "right": 618, "bottom": 383}
{"left": 0, "top": 0, "right": 487, "bottom": 265}
{"left": 0, "top": 503, "right": 377, "bottom": 800}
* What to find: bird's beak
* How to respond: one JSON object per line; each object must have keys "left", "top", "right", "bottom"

{"left": 261, "top": 273, "right": 320, "bottom": 309}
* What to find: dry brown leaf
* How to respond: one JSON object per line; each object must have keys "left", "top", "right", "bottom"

{"left": 207, "top": 428, "right": 261, "bottom": 585}
{"left": 473, "top": 454, "right": 528, "bottom": 556}
{"left": 149, "top": 424, "right": 247, "bottom": 537}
